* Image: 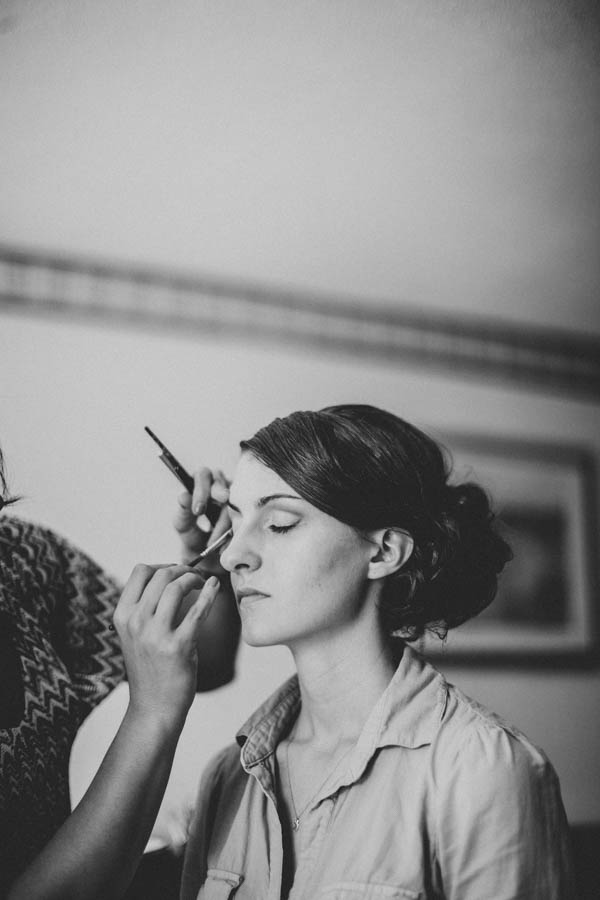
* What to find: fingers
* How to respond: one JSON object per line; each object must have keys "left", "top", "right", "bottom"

{"left": 212, "top": 469, "right": 230, "bottom": 502}
{"left": 173, "top": 490, "right": 196, "bottom": 535}
{"left": 177, "top": 574, "right": 220, "bottom": 641}
{"left": 137, "top": 565, "right": 200, "bottom": 619}
{"left": 173, "top": 467, "right": 231, "bottom": 552}
{"left": 114, "top": 568, "right": 220, "bottom": 726}
{"left": 113, "top": 564, "right": 201, "bottom": 632}
{"left": 204, "top": 470, "right": 230, "bottom": 537}
{"left": 194, "top": 467, "right": 229, "bottom": 513}
{"left": 115, "top": 563, "right": 163, "bottom": 618}
{"left": 210, "top": 504, "right": 232, "bottom": 542}
{"left": 115, "top": 566, "right": 219, "bottom": 648}
{"left": 191, "top": 467, "right": 214, "bottom": 518}
{"left": 153, "top": 570, "right": 212, "bottom": 627}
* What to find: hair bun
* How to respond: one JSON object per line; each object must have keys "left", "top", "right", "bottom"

{"left": 444, "top": 482, "right": 491, "bottom": 523}
{"left": 441, "top": 481, "right": 512, "bottom": 579}
{"left": 383, "top": 478, "right": 513, "bottom": 639}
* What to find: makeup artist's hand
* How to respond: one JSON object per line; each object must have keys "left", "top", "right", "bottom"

{"left": 8, "top": 566, "right": 221, "bottom": 900}
{"left": 173, "top": 467, "right": 231, "bottom": 573}
{"left": 172, "top": 468, "right": 239, "bottom": 693}
{"left": 112, "top": 564, "right": 220, "bottom": 727}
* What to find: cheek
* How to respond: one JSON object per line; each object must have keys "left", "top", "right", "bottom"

{"left": 293, "top": 535, "right": 367, "bottom": 602}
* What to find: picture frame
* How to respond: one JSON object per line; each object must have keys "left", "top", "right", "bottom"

{"left": 419, "top": 436, "right": 598, "bottom": 666}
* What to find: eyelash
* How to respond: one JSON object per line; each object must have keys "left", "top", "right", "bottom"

{"left": 269, "top": 523, "right": 297, "bottom": 534}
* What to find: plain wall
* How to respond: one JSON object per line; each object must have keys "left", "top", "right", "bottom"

{"left": 0, "top": 0, "right": 599, "bottom": 332}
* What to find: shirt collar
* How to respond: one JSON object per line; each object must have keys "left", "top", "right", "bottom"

{"left": 236, "top": 644, "right": 447, "bottom": 772}
{"left": 368, "top": 642, "right": 448, "bottom": 750}
{"left": 236, "top": 674, "right": 301, "bottom": 767}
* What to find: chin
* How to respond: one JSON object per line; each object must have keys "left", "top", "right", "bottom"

{"left": 240, "top": 616, "right": 296, "bottom": 649}
{"left": 241, "top": 626, "right": 286, "bottom": 648}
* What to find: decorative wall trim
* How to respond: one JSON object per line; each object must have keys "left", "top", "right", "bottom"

{"left": 1, "top": 245, "right": 599, "bottom": 400}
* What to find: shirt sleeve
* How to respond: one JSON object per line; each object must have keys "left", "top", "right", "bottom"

{"left": 181, "top": 742, "right": 251, "bottom": 900}
{"left": 434, "top": 722, "right": 577, "bottom": 900}
{"left": 180, "top": 747, "right": 233, "bottom": 900}
{"left": 49, "top": 528, "right": 125, "bottom": 712}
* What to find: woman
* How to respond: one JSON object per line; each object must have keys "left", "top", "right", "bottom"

{"left": 181, "top": 404, "right": 575, "bottom": 900}
{"left": 0, "top": 446, "right": 238, "bottom": 899}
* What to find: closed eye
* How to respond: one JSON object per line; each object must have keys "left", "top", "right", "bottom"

{"left": 269, "top": 523, "right": 298, "bottom": 534}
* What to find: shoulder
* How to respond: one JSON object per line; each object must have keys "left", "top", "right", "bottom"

{"left": 441, "top": 682, "right": 549, "bottom": 764}
{"left": 197, "top": 742, "right": 246, "bottom": 799}
{"left": 0, "top": 514, "right": 121, "bottom": 649}
{"left": 185, "top": 743, "right": 246, "bottom": 865}
{"left": 0, "top": 515, "right": 70, "bottom": 595}
{"left": 190, "top": 740, "right": 253, "bottom": 838}
{"left": 2, "top": 513, "right": 119, "bottom": 589}
{"left": 430, "top": 679, "right": 557, "bottom": 800}
{"left": 182, "top": 740, "right": 247, "bottom": 900}
{"left": 426, "top": 680, "right": 574, "bottom": 895}
{"left": 0, "top": 514, "right": 64, "bottom": 560}
{"left": 0, "top": 514, "right": 105, "bottom": 579}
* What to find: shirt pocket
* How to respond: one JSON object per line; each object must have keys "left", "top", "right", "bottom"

{"left": 317, "top": 884, "right": 422, "bottom": 900}
{"left": 197, "top": 868, "right": 244, "bottom": 900}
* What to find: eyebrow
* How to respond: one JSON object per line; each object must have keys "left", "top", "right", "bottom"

{"left": 227, "top": 493, "right": 303, "bottom": 514}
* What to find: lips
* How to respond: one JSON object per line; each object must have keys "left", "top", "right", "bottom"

{"left": 235, "top": 586, "right": 270, "bottom": 602}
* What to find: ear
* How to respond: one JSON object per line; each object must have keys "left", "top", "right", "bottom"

{"left": 366, "top": 528, "right": 414, "bottom": 581}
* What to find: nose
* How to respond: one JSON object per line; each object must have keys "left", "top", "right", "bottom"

{"left": 219, "top": 525, "right": 261, "bottom": 574}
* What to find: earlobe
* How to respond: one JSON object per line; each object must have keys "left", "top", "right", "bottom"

{"left": 368, "top": 528, "right": 414, "bottom": 579}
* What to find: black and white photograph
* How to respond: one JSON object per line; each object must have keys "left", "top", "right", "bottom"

{"left": 1, "top": 3, "right": 599, "bottom": 899}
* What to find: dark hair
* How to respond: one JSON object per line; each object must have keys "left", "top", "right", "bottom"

{"left": 240, "top": 404, "right": 512, "bottom": 641}
{"left": 0, "top": 445, "right": 20, "bottom": 511}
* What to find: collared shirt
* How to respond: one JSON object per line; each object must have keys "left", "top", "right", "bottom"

{"left": 181, "top": 645, "right": 575, "bottom": 900}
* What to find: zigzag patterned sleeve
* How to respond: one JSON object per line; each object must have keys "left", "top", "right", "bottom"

{"left": 49, "top": 528, "right": 126, "bottom": 714}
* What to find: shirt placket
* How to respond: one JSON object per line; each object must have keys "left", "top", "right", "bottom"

{"left": 244, "top": 751, "right": 287, "bottom": 900}
{"left": 246, "top": 748, "right": 341, "bottom": 900}
{"left": 287, "top": 734, "right": 382, "bottom": 899}
{"left": 288, "top": 795, "right": 338, "bottom": 900}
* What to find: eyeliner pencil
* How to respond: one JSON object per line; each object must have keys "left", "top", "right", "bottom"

{"left": 144, "top": 425, "right": 194, "bottom": 493}
{"left": 144, "top": 425, "right": 223, "bottom": 525}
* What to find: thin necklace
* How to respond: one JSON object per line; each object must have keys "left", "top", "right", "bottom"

{"left": 284, "top": 721, "right": 354, "bottom": 831}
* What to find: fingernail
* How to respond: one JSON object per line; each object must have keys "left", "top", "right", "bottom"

{"left": 192, "top": 501, "right": 202, "bottom": 515}
{"left": 207, "top": 575, "right": 219, "bottom": 589}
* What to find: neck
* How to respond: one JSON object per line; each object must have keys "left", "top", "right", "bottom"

{"left": 289, "top": 616, "right": 399, "bottom": 750}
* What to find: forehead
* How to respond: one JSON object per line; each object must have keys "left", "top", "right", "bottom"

{"left": 229, "top": 452, "right": 296, "bottom": 504}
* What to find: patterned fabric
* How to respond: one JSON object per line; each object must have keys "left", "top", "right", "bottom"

{"left": 0, "top": 516, "right": 124, "bottom": 894}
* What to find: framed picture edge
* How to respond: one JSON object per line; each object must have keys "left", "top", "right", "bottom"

{"left": 419, "top": 433, "right": 600, "bottom": 669}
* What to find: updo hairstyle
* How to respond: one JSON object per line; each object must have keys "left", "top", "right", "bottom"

{"left": 240, "top": 404, "right": 512, "bottom": 641}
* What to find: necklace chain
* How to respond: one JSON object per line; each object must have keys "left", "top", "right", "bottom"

{"left": 284, "top": 720, "right": 353, "bottom": 831}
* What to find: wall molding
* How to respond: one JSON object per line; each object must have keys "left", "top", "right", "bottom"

{"left": 1, "top": 245, "right": 599, "bottom": 401}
